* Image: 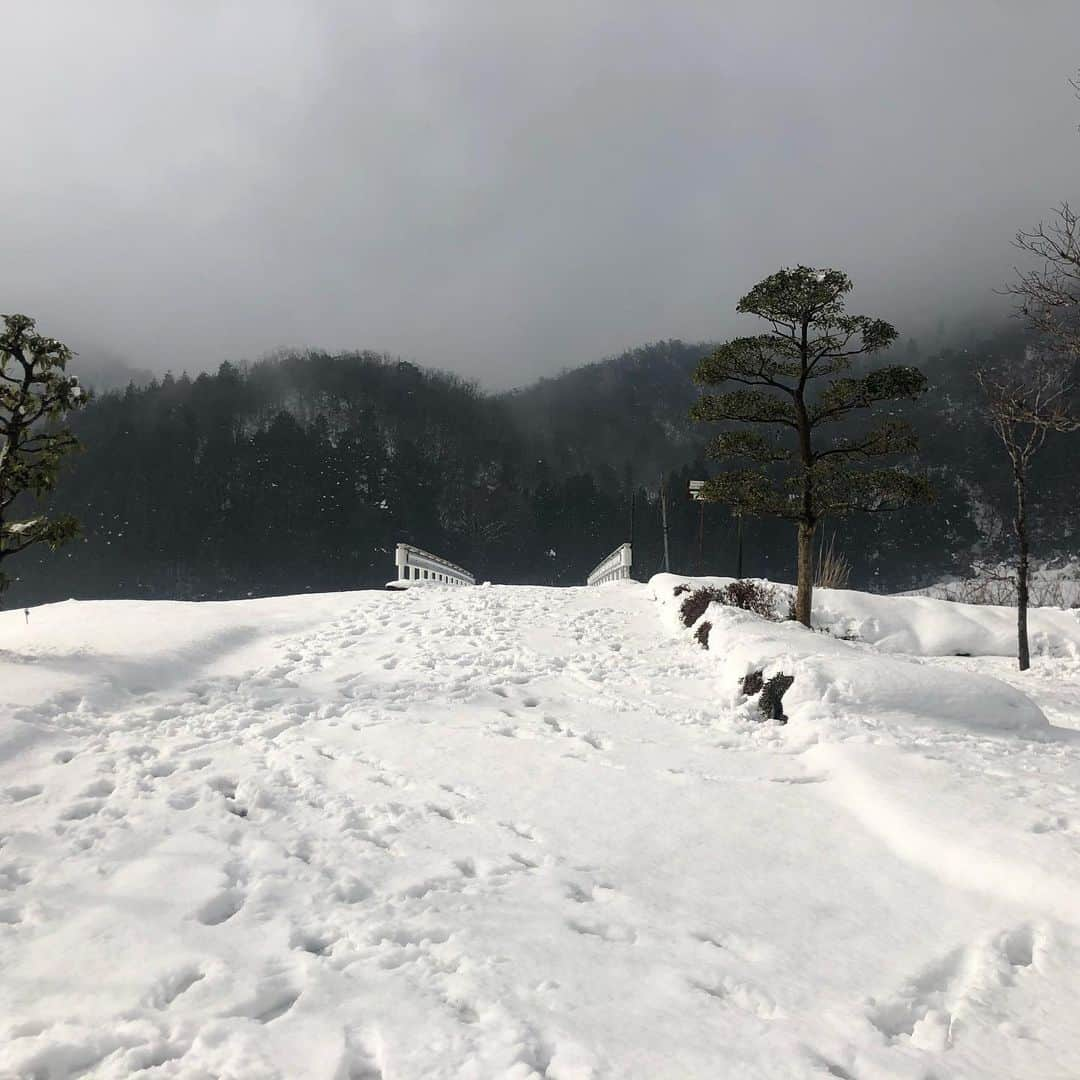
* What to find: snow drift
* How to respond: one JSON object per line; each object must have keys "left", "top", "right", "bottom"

{"left": 651, "top": 574, "right": 1054, "bottom": 737}
{"left": 656, "top": 572, "right": 1080, "bottom": 659}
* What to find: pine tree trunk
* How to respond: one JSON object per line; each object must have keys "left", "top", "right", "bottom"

{"left": 795, "top": 521, "right": 815, "bottom": 628}
{"left": 1015, "top": 469, "right": 1031, "bottom": 672}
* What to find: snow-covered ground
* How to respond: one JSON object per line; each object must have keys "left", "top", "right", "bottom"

{"left": 2, "top": 579, "right": 1080, "bottom": 1079}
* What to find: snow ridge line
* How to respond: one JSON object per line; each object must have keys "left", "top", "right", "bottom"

{"left": 809, "top": 741, "right": 1080, "bottom": 929}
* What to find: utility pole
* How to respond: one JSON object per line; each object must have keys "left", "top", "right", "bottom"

{"left": 697, "top": 501, "right": 704, "bottom": 573}
{"left": 688, "top": 479, "right": 706, "bottom": 574}
{"left": 659, "top": 474, "right": 671, "bottom": 573}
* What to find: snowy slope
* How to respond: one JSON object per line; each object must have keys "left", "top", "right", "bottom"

{"left": 2, "top": 582, "right": 1079, "bottom": 1079}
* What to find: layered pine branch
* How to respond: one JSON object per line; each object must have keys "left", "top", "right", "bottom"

{"left": 690, "top": 266, "right": 933, "bottom": 523}
{"left": 0, "top": 314, "right": 88, "bottom": 591}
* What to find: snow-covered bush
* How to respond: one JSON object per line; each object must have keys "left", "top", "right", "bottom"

{"left": 719, "top": 580, "right": 778, "bottom": 620}
{"left": 679, "top": 580, "right": 778, "bottom": 627}
{"left": 679, "top": 586, "right": 723, "bottom": 626}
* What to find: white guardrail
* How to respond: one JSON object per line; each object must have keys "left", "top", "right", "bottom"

{"left": 391, "top": 543, "right": 476, "bottom": 587}
{"left": 586, "top": 542, "right": 632, "bottom": 586}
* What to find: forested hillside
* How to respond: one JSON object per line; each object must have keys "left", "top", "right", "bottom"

{"left": 5, "top": 329, "right": 1077, "bottom": 607}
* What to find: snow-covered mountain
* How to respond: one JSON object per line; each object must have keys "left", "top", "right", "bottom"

{"left": 2, "top": 580, "right": 1079, "bottom": 1078}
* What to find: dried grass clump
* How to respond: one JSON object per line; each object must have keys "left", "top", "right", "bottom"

{"left": 694, "top": 621, "right": 712, "bottom": 649}
{"left": 814, "top": 534, "right": 851, "bottom": 590}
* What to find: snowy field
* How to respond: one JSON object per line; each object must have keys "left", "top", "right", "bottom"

{"left": 2, "top": 579, "right": 1080, "bottom": 1079}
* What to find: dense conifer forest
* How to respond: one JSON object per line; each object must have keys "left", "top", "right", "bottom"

{"left": 5, "top": 326, "right": 1077, "bottom": 607}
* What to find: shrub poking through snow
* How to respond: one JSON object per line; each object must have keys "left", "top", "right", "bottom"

{"left": 679, "top": 586, "right": 725, "bottom": 627}
{"left": 719, "top": 579, "right": 778, "bottom": 619}
{"left": 681, "top": 581, "right": 780, "bottom": 629}
{"left": 759, "top": 673, "right": 794, "bottom": 723}
{"left": 741, "top": 670, "right": 764, "bottom": 696}
{"left": 694, "top": 621, "right": 712, "bottom": 649}
{"left": 739, "top": 668, "right": 793, "bottom": 722}
{"left": 673, "top": 583, "right": 691, "bottom": 597}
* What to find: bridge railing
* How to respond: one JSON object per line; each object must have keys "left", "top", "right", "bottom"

{"left": 586, "top": 542, "right": 632, "bottom": 586}
{"left": 392, "top": 543, "right": 476, "bottom": 587}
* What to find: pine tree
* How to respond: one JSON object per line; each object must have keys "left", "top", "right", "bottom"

{"left": 690, "top": 266, "right": 932, "bottom": 626}
{"left": 0, "top": 314, "right": 88, "bottom": 596}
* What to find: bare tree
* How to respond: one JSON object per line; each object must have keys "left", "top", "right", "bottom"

{"left": 983, "top": 71, "right": 1080, "bottom": 670}
{"left": 975, "top": 361, "right": 1077, "bottom": 670}
{"left": 1007, "top": 74, "right": 1080, "bottom": 361}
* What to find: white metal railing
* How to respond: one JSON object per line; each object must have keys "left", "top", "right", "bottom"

{"left": 392, "top": 543, "right": 476, "bottom": 587}
{"left": 586, "top": 542, "right": 632, "bottom": 586}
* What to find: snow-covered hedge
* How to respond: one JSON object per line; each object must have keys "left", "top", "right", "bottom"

{"left": 652, "top": 574, "right": 1052, "bottom": 737}
{"left": 657, "top": 573, "right": 1080, "bottom": 659}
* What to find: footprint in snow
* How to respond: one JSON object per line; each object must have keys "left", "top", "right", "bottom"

{"left": 80, "top": 778, "right": 115, "bottom": 798}
{"left": 0, "top": 903, "right": 23, "bottom": 925}
{"left": 194, "top": 889, "right": 245, "bottom": 926}
{"left": 869, "top": 929, "right": 1038, "bottom": 1047}
{"left": 333, "top": 876, "right": 373, "bottom": 903}
{"left": 0, "top": 864, "right": 32, "bottom": 891}
{"left": 689, "top": 976, "right": 783, "bottom": 1020}
{"left": 500, "top": 821, "right": 537, "bottom": 842}
{"left": 803, "top": 1050, "right": 856, "bottom": 1080}
{"left": 1031, "top": 814, "right": 1072, "bottom": 834}
{"left": 143, "top": 966, "right": 205, "bottom": 1008}
{"left": 59, "top": 799, "right": 106, "bottom": 821}
{"left": 439, "top": 783, "right": 475, "bottom": 800}
{"left": 343, "top": 1030, "right": 384, "bottom": 1080}
{"left": 235, "top": 981, "right": 302, "bottom": 1024}
{"left": 290, "top": 927, "right": 337, "bottom": 956}
{"left": 566, "top": 917, "right": 636, "bottom": 944}
{"left": 5, "top": 785, "right": 43, "bottom": 802}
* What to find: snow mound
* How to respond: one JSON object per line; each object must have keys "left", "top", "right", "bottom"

{"left": 652, "top": 574, "right": 1052, "bottom": 737}
{"left": 656, "top": 572, "right": 1080, "bottom": 658}
{"left": 815, "top": 588, "right": 1080, "bottom": 659}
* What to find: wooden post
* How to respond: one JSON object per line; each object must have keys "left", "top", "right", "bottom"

{"left": 736, "top": 513, "right": 744, "bottom": 580}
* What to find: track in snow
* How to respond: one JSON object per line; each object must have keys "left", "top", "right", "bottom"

{"left": 2, "top": 583, "right": 1080, "bottom": 1078}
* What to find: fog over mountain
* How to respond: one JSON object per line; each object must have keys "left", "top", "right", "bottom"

{"left": 3, "top": 2, "right": 1078, "bottom": 387}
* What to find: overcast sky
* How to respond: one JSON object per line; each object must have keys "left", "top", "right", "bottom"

{"left": 3, "top": 2, "right": 1078, "bottom": 388}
